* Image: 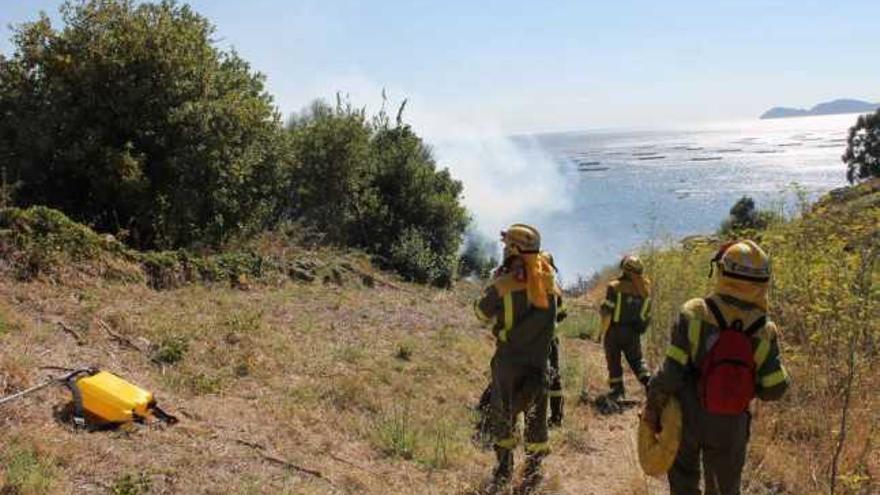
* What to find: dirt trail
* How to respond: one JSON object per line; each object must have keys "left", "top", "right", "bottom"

{"left": 534, "top": 336, "right": 669, "bottom": 495}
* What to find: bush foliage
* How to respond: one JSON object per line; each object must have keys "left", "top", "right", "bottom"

{"left": 458, "top": 229, "right": 499, "bottom": 279}
{"left": 0, "top": 1, "right": 469, "bottom": 285}
{"left": 0, "top": 0, "right": 288, "bottom": 249}
{"left": 718, "top": 195, "right": 783, "bottom": 237}
{"left": 843, "top": 109, "right": 880, "bottom": 183}
{"left": 285, "top": 98, "right": 468, "bottom": 285}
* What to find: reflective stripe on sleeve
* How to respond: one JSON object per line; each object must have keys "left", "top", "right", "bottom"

{"left": 666, "top": 345, "right": 688, "bottom": 366}
{"left": 754, "top": 338, "right": 771, "bottom": 368}
{"left": 609, "top": 376, "right": 624, "bottom": 384}
{"left": 688, "top": 317, "right": 701, "bottom": 361}
{"left": 613, "top": 291, "right": 622, "bottom": 323}
{"left": 548, "top": 390, "right": 564, "bottom": 398}
{"left": 640, "top": 297, "right": 652, "bottom": 321}
{"left": 760, "top": 368, "right": 789, "bottom": 388}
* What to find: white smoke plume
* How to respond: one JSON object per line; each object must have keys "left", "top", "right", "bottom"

{"left": 292, "top": 75, "right": 577, "bottom": 245}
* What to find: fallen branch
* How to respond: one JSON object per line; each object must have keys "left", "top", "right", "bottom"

{"left": 96, "top": 319, "right": 143, "bottom": 353}
{"left": 326, "top": 452, "right": 371, "bottom": 473}
{"left": 234, "top": 438, "right": 327, "bottom": 481}
{"left": 57, "top": 321, "right": 85, "bottom": 345}
{"left": 348, "top": 265, "right": 411, "bottom": 293}
{"left": 97, "top": 319, "right": 164, "bottom": 367}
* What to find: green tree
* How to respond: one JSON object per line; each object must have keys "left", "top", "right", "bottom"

{"left": 284, "top": 97, "right": 468, "bottom": 286}
{"left": 285, "top": 98, "right": 375, "bottom": 246}
{"left": 367, "top": 115, "right": 469, "bottom": 286}
{"left": 0, "top": 0, "right": 288, "bottom": 249}
{"left": 719, "top": 195, "right": 781, "bottom": 235}
{"left": 843, "top": 109, "right": 880, "bottom": 183}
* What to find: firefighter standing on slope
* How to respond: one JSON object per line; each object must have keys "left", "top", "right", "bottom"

{"left": 644, "top": 240, "right": 790, "bottom": 495}
{"left": 599, "top": 255, "right": 653, "bottom": 401}
{"left": 474, "top": 224, "right": 561, "bottom": 491}
{"left": 475, "top": 252, "right": 566, "bottom": 441}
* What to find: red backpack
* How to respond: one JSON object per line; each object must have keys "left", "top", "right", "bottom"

{"left": 698, "top": 298, "right": 766, "bottom": 415}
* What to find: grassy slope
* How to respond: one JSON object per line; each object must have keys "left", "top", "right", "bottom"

{"left": 1, "top": 178, "right": 876, "bottom": 495}
{"left": 0, "top": 208, "right": 657, "bottom": 495}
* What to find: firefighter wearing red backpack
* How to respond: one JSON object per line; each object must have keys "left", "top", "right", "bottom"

{"left": 644, "top": 240, "right": 790, "bottom": 495}
{"left": 599, "top": 255, "right": 653, "bottom": 401}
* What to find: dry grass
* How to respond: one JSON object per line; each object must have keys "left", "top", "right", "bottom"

{"left": 0, "top": 235, "right": 667, "bottom": 495}
{"left": 4, "top": 183, "right": 874, "bottom": 494}
{"left": 0, "top": 258, "right": 494, "bottom": 494}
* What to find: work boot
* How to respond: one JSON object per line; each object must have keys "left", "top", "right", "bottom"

{"left": 608, "top": 385, "right": 625, "bottom": 402}
{"left": 520, "top": 453, "right": 546, "bottom": 494}
{"left": 487, "top": 447, "right": 513, "bottom": 494}
{"left": 548, "top": 396, "right": 564, "bottom": 428}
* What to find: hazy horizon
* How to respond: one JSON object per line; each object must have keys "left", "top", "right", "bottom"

{"left": 2, "top": 1, "right": 879, "bottom": 135}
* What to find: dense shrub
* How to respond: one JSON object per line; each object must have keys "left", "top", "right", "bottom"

{"left": 0, "top": 0, "right": 288, "bottom": 249}
{"left": 718, "top": 195, "right": 782, "bottom": 236}
{"left": 0, "top": 1, "right": 469, "bottom": 286}
{"left": 285, "top": 98, "right": 468, "bottom": 286}
{"left": 458, "top": 229, "right": 499, "bottom": 279}
{"left": 285, "top": 99, "right": 374, "bottom": 245}
{"left": 843, "top": 109, "right": 880, "bottom": 183}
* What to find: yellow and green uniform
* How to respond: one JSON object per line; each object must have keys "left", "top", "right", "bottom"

{"left": 474, "top": 269, "right": 559, "bottom": 461}
{"left": 647, "top": 294, "right": 790, "bottom": 495}
{"left": 599, "top": 276, "right": 652, "bottom": 394}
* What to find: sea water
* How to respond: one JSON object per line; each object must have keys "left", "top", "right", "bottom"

{"left": 525, "top": 113, "right": 856, "bottom": 280}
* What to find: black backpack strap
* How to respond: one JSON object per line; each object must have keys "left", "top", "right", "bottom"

{"left": 62, "top": 368, "right": 97, "bottom": 430}
{"left": 745, "top": 316, "right": 767, "bottom": 336}
{"left": 63, "top": 377, "right": 87, "bottom": 430}
{"left": 704, "top": 297, "right": 727, "bottom": 329}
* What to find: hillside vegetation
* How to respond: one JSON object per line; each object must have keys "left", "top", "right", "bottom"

{"left": 639, "top": 179, "right": 880, "bottom": 495}
{"left": 0, "top": 182, "right": 876, "bottom": 495}
{"left": 0, "top": 1, "right": 469, "bottom": 286}
{"left": 0, "top": 205, "right": 662, "bottom": 495}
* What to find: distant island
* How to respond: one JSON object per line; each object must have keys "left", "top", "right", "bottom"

{"left": 760, "top": 98, "right": 879, "bottom": 119}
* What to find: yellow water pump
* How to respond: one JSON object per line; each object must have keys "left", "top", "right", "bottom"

{"left": 71, "top": 370, "right": 176, "bottom": 426}
{"left": 0, "top": 368, "right": 177, "bottom": 428}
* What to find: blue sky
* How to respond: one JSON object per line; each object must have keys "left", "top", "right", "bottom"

{"left": 2, "top": 0, "right": 879, "bottom": 133}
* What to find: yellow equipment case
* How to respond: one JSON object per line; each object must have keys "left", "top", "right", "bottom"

{"left": 65, "top": 369, "right": 177, "bottom": 428}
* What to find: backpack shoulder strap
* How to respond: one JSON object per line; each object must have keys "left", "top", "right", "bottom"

{"left": 744, "top": 315, "right": 767, "bottom": 336}
{"left": 704, "top": 297, "right": 727, "bottom": 329}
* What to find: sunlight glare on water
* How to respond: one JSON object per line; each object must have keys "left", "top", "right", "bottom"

{"left": 525, "top": 113, "right": 856, "bottom": 281}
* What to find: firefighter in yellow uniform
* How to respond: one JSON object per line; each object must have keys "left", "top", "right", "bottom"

{"left": 645, "top": 240, "right": 790, "bottom": 495}
{"left": 475, "top": 252, "right": 566, "bottom": 440}
{"left": 599, "top": 255, "right": 653, "bottom": 400}
{"left": 474, "top": 224, "right": 560, "bottom": 491}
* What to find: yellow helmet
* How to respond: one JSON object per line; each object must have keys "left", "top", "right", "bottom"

{"left": 620, "top": 255, "right": 644, "bottom": 275}
{"left": 714, "top": 240, "right": 770, "bottom": 283}
{"left": 501, "top": 224, "right": 541, "bottom": 254}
